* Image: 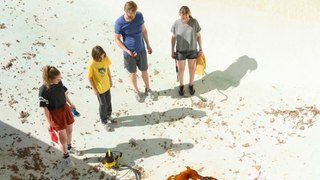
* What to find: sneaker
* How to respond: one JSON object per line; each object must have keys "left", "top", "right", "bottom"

{"left": 189, "top": 85, "right": 195, "bottom": 95}
{"left": 69, "top": 147, "right": 82, "bottom": 156}
{"left": 64, "top": 157, "right": 74, "bottom": 167}
{"left": 145, "top": 88, "right": 156, "bottom": 100}
{"left": 102, "top": 123, "right": 112, "bottom": 132}
{"left": 134, "top": 91, "right": 143, "bottom": 102}
{"left": 108, "top": 116, "right": 117, "bottom": 124}
{"left": 178, "top": 85, "right": 185, "bottom": 96}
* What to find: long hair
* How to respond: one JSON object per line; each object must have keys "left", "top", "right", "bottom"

{"left": 42, "top": 65, "right": 60, "bottom": 88}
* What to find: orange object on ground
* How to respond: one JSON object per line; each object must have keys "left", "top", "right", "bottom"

{"left": 195, "top": 53, "right": 206, "bottom": 76}
{"left": 167, "top": 166, "right": 217, "bottom": 180}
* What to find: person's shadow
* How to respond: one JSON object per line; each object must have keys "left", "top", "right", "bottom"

{"left": 157, "top": 55, "right": 258, "bottom": 101}
{"left": 110, "top": 108, "right": 206, "bottom": 130}
{"left": 81, "top": 138, "right": 194, "bottom": 166}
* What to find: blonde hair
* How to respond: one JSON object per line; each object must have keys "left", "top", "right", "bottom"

{"left": 124, "top": 1, "right": 137, "bottom": 12}
{"left": 179, "top": 6, "right": 192, "bottom": 18}
{"left": 42, "top": 65, "right": 60, "bottom": 88}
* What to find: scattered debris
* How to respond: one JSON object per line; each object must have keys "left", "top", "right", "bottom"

{"left": 3, "top": 42, "right": 11, "bottom": 47}
{"left": 7, "top": 164, "right": 19, "bottom": 174}
{"left": 134, "top": 166, "right": 147, "bottom": 179}
{"left": 167, "top": 149, "right": 176, "bottom": 157}
{"left": 242, "top": 143, "right": 250, "bottom": 148}
{"left": 32, "top": 41, "right": 45, "bottom": 47}
{"left": 153, "top": 69, "right": 159, "bottom": 76}
{"left": 192, "top": 100, "right": 215, "bottom": 110}
{"left": 3, "top": 59, "right": 16, "bottom": 70}
{"left": 129, "top": 138, "right": 137, "bottom": 147}
{"left": 264, "top": 105, "right": 320, "bottom": 130}
{"left": 19, "top": 111, "right": 30, "bottom": 123}
{"left": 0, "top": 23, "right": 6, "bottom": 29}
{"left": 22, "top": 52, "right": 36, "bottom": 59}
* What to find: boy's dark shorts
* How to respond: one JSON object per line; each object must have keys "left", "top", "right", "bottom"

{"left": 124, "top": 50, "right": 148, "bottom": 73}
{"left": 176, "top": 50, "right": 198, "bottom": 61}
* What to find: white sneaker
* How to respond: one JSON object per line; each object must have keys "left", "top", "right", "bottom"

{"left": 103, "top": 123, "right": 112, "bottom": 132}
{"left": 64, "top": 157, "right": 74, "bottom": 167}
{"left": 108, "top": 116, "right": 117, "bottom": 124}
{"left": 134, "top": 91, "right": 143, "bottom": 102}
{"left": 145, "top": 88, "right": 157, "bottom": 100}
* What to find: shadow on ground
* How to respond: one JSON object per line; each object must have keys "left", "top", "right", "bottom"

{"left": 0, "top": 120, "right": 114, "bottom": 179}
{"left": 112, "top": 107, "right": 206, "bottom": 129}
{"left": 157, "top": 55, "right": 258, "bottom": 101}
{"left": 82, "top": 138, "right": 194, "bottom": 166}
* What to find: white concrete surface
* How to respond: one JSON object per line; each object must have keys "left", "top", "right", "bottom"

{"left": 1, "top": 0, "right": 320, "bottom": 179}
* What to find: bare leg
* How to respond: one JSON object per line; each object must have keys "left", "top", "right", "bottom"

{"left": 66, "top": 124, "right": 73, "bottom": 145}
{"left": 188, "top": 59, "right": 196, "bottom": 85}
{"left": 129, "top": 72, "right": 139, "bottom": 92}
{"left": 58, "top": 129, "right": 68, "bottom": 154}
{"left": 141, "top": 70, "right": 150, "bottom": 90}
{"left": 177, "top": 60, "right": 186, "bottom": 86}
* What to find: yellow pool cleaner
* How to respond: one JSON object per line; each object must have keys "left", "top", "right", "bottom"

{"left": 103, "top": 149, "right": 121, "bottom": 169}
{"left": 102, "top": 149, "right": 141, "bottom": 180}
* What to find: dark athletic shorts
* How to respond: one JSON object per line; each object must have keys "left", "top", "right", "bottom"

{"left": 124, "top": 50, "right": 148, "bottom": 73}
{"left": 176, "top": 50, "right": 198, "bottom": 61}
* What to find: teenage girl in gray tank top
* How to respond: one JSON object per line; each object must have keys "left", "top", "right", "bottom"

{"left": 171, "top": 6, "right": 203, "bottom": 96}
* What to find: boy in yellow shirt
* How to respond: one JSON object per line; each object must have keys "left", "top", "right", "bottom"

{"left": 88, "top": 46, "right": 115, "bottom": 131}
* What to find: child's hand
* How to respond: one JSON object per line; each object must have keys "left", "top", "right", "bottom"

{"left": 70, "top": 104, "right": 76, "bottom": 109}
{"left": 93, "top": 89, "right": 99, "bottom": 96}
{"left": 110, "top": 80, "right": 113, "bottom": 87}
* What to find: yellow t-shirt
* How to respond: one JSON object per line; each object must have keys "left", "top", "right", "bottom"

{"left": 87, "top": 56, "right": 112, "bottom": 94}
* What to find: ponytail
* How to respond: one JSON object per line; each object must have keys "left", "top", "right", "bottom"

{"left": 42, "top": 65, "right": 60, "bottom": 88}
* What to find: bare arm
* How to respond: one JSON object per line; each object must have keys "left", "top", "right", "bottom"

{"left": 171, "top": 33, "right": 176, "bottom": 59}
{"left": 114, "top": 34, "right": 133, "bottom": 55}
{"left": 142, "top": 24, "right": 150, "bottom": 47}
{"left": 197, "top": 32, "right": 203, "bottom": 52}
{"left": 42, "top": 107, "right": 51, "bottom": 128}
{"left": 142, "top": 24, "right": 152, "bottom": 54}
{"left": 88, "top": 77, "right": 99, "bottom": 96}
{"left": 107, "top": 67, "right": 112, "bottom": 87}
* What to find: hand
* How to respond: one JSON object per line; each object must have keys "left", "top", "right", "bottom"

{"left": 198, "top": 49, "right": 203, "bottom": 56}
{"left": 147, "top": 45, "right": 152, "bottom": 54}
{"left": 69, "top": 104, "right": 76, "bottom": 109}
{"left": 110, "top": 80, "right": 113, "bottom": 87}
{"left": 126, "top": 49, "right": 137, "bottom": 57}
{"left": 93, "top": 89, "right": 99, "bottom": 96}
{"left": 171, "top": 51, "right": 176, "bottom": 59}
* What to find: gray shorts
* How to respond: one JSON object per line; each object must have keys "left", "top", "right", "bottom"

{"left": 176, "top": 50, "right": 198, "bottom": 61}
{"left": 124, "top": 50, "right": 148, "bottom": 73}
